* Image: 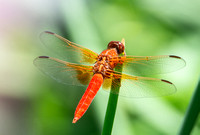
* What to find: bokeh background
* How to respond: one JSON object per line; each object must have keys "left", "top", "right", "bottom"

{"left": 0, "top": 0, "right": 200, "bottom": 135}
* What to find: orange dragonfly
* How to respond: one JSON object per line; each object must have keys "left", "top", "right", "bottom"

{"left": 34, "top": 31, "right": 185, "bottom": 123}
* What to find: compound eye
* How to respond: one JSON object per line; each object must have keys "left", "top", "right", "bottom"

{"left": 117, "top": 42, "right": 125, "bottom": 54}
{"left": 107, "top": 41, "right": 124, "bottom": 54}
{"left": 108, "top": 41, "right": 118, "bottom": 49}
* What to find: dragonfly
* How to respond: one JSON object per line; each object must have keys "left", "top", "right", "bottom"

{"left": 34, "top": 31, "right": 185, "bottom": 123}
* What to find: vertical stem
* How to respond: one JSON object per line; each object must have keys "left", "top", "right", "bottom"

{"left": 178, "top": 78, "right": 200, "bottom": 135}
{"left": 102, "top": 64, "right": 123, "bottom": 135}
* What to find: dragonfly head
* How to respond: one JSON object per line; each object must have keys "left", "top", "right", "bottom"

{"left": 107, "top": 41, "right": 125, "bottom": 55}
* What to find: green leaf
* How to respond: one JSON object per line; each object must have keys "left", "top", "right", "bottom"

{"left": 102, "top": 63, "right": 123, "bottom": 135}
{"left": 178, "top": 78, "right": 200, "bottom": 135}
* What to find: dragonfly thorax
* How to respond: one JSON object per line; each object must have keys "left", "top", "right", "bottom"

{"left": 93, "top": 48, "right": 119, "bottom": 77}
{"left": 93, "top": 55, "right": 111, "bottom": 77}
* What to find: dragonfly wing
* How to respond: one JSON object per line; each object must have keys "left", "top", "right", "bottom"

{"left": 110, "top": 55, "right": 186, "bottom": 76}
{"left": 40, "top": 31, "right": 98, "bottom": 64}
{"left": 34, "top": 56, "right": 94, "bottom": 86}
{"left": 102, "top": 72, "right": 176, "bottom": 98}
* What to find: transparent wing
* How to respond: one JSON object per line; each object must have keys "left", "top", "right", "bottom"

{"left": 40, "top": 31, "right": 98, "bottom": 64}
{"left": 109, "top": 55, "right": 186, "bottom": 76}
{"left": 102, "top": 71, "right": 176, "bottom": 98}
{"left": 34, "top": 56, "right": 94, "bottom": 86}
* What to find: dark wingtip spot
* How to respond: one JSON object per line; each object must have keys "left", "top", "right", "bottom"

{"left": 39, "top": 56, "right": 49, "bottom": 58}
{"left": 44, "top": 31, "right": 54, "bottom": 35}
{"left": 161, "top": 79, "right": 173, "bottom": 84}
{"left": 169, "top": 55, "right": 181, "bottom": 59}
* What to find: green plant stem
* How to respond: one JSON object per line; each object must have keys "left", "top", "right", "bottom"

{"left": 102, "top": 64, "right": 123, "bottom": 135}
{"left": 178, "top": 78, "right": 200, "bottom": 135}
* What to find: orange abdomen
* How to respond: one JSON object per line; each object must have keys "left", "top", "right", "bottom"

{"left": 72, "top": 73, "right": 103, "bottom": 123}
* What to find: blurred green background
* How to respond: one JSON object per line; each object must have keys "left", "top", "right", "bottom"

{"left": 0, "top": 0, "right": 200, "bottom": 135}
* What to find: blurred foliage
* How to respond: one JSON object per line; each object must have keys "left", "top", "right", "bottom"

{"left": 0, "top": 0, "right": 200, "bottom": 135}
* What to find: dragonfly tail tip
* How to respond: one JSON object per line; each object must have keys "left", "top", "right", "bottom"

{"left": 72, "top": 117, "right": 79, "bottom": 123}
